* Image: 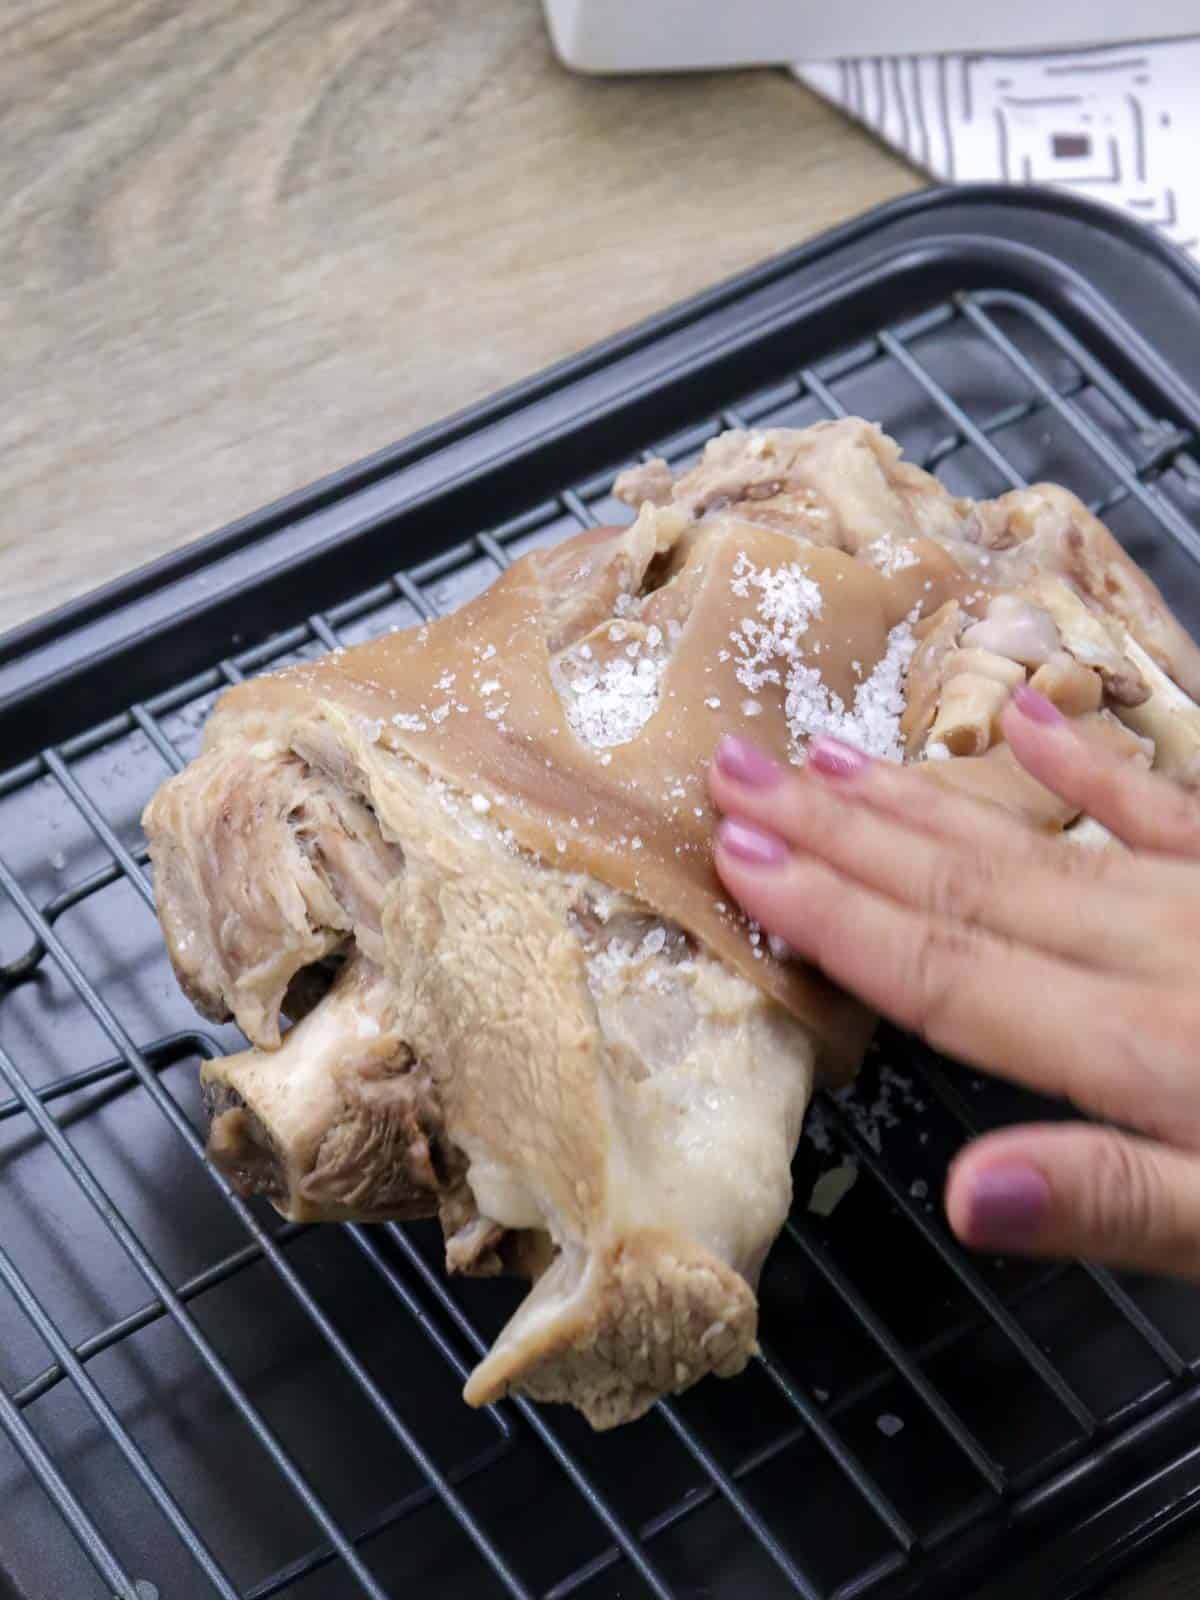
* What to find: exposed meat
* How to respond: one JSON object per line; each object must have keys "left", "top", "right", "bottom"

{"left": 204, "top": 956, "right": 443, "bottom": 1221}
{"left": 144, "top": 418, "right": 1200, "bottom": 1428}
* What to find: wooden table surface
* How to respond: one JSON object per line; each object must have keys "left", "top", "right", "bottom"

{"left": 2, "top": 2, "right": 1197, "bottom": 1595}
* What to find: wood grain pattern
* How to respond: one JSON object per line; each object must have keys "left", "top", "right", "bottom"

{"left": 1, "top": 5, "right": 1195, "bottom": 1595}
{"left": 0, "top": 0, "right": 919, "bottom": 630}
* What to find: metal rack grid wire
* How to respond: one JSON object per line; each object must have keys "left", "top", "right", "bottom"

{"left": 0, "top": 284, "right": 1199, "bottom": 1600}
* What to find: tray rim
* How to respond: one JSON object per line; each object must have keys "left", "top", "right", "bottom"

{"left": 5, "top": 180, "right": 1200, "bottom": 669}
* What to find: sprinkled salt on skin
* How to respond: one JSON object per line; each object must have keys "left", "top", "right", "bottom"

{"left": 471, "top": 794, "right": 492, "bottom": 815}
{"left": 479, "top": 680, "right": 501, "bottom": 696}
{"left": 480, "top": 643, "right": 496, "bottom": 661}
{"left": 785, "top": 612, "right": 919, "bottom": 763}
{"left": 866, "top": 534, "right": 920, "bottom": 577}
{"left": 924, "top": 740, "right": 951, "bottom": 761}
{"left": 729, "top": 553, "right": 824, "bottom": 694}
{"left": 705, "top": 697, "right": 721, "bottom": 710}
{"left": 555, "top": 637, "right": 669, "bottom": 750}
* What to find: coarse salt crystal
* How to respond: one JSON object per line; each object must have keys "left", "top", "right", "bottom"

{"left": 705, "top": 696, "right": 721, "bottom": 709}
{"left": 730, "top": 553, "right": 823, "bottom": 694}
{"left": 555, "top": 633, "right": 668, "bottom": 750}
{"left": 785, "top": 609, "right": 918, "bottom": 764}
{"left": 741, "top": 698, "right": 762, "bottom": 718}
{"left": 480, "top": 679, "right": 501, "bottom": 696}
{"left": 471, "top": 794, "right": 491, "bottom": 814}
{"left": 924, "top": 740, "right": 951, "bottom": 761}
{"left": 868, "top": 534, "right": 919, "bottom": 577}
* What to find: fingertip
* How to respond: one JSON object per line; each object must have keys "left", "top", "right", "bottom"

{"left": 1010, "top": 685, "right": 1064, "bottom": 728}
{"left": 945, "top": 1152, "right": 1052, "bottom": 1252}
{"left": 713, "top": 734, "right": 786, "bottom": 790}
{"left": 807, "top": 735, "right": 872, "bottom": 782}
{"left": 714, "top": 816, "right": 790, "bottom": 867}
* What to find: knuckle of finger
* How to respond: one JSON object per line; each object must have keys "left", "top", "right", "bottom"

{"left": 924, "top": 849, "right": 997, "bottom": 925}
{"left": 1040, "top": 835, "right": 1117, "bottom": 884}
{"left": 904, "top": 920, "right": 977, "bottom": 1043}
{"left": 1076, "top": 1133, "right": 1175, "bottom": 1261}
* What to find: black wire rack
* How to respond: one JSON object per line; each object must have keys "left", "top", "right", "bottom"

{"left": 4, "top": 251, "right": 1200, "bottom": 1600}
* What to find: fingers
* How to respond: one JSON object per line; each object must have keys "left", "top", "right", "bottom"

{"left": 1003, "top": 687, "right": 1200, "bottom": 858}
{"left": 709, "top": 737, "right": 1186, "bottom": 980}
{"left": 711, "top": 725, "right": 1038, "bottom": 859}
{"left": 712, "top": 818, "right": 1174, "bottom": 1132}
{"left": 947, "top": 1123, "right": 1200, "bottom": 1279}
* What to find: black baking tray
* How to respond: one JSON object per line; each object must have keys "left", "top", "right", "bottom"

{"left": 2, "top": 185, "right": 1200, "bottom": 1600}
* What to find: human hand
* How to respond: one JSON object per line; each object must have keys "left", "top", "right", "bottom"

{"left": 708, "top": 687, "right": 1200, "bottom": 1278}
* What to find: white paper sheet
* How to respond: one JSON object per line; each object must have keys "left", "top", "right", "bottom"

{"left": 796, "top": 38, "right": 1200, "bottom": 259}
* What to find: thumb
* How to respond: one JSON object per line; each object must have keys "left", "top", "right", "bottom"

{"left": 945, "top": 1123, "right": 1200, "bottom": 1280}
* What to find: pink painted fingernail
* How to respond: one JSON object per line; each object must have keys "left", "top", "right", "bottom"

{"left": 1011, "top": 685, "right": 1063, "bottom": 726}
{"left": 807, "top": 735, "right": 870, "bottom": 780}
{"left": 964, "top": 1164, "right": 1051, "bottom": 1248}
{"left": 716, "top": 818, "right": 790, "bottom": 867}
{"left": 715, "top": 735, "right": 785, "bottom": 788}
